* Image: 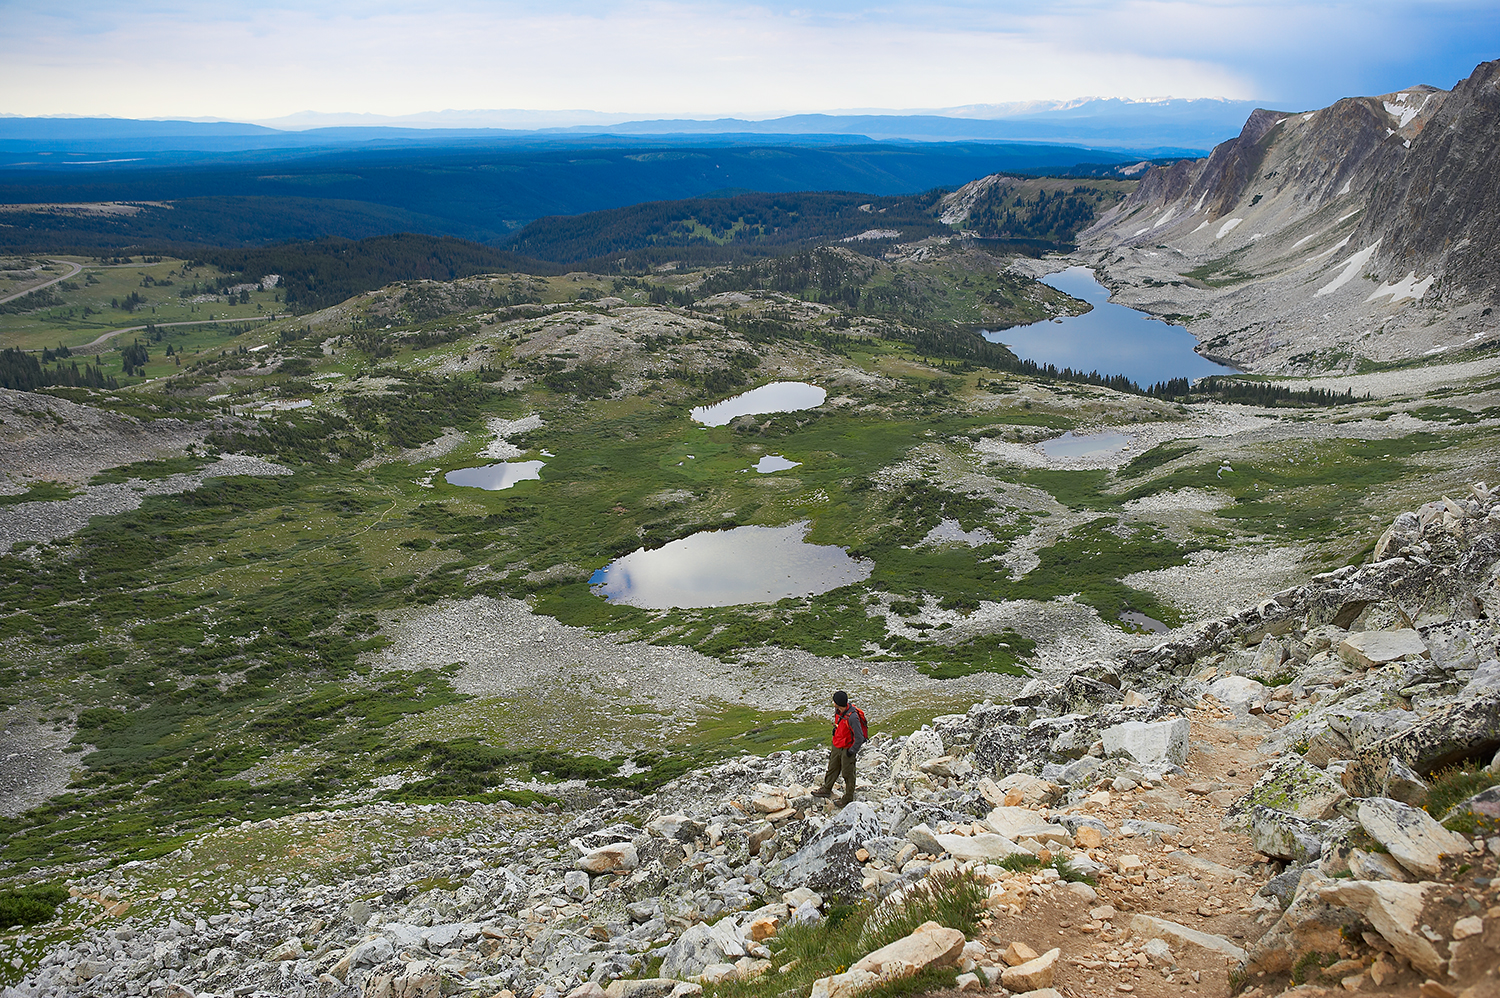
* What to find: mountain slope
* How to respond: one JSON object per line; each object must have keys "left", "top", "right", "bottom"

{"left": 1072, "top": 59, "right": 1500, "bottom": 374}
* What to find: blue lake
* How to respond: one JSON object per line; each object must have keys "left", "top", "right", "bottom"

{"left": 984, "top": 267, "right": 1235, "bottom": 386}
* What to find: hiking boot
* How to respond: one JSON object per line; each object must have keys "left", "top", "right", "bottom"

{"left": 810, "top": 788, "right": 832, "bottom": 798}
{"left": 838, "top": 797, "right": 855, "bottom": 807}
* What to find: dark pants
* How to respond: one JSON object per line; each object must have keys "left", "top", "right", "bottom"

{"left": 819, "top": 746, "right": 856, "bottom": 804}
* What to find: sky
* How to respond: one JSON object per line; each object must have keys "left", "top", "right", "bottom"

{"left": 1, "top": 1, "right": 1497, "bottom": 122}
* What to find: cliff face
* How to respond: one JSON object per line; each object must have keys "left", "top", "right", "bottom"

{"left": 1360, "top": 59, "right": 1500, "bottom": 297}
{"left": 1071, "top": 59, "right": 1500, "bottom": 374}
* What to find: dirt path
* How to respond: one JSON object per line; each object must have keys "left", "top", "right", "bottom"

{"left": 71, "top": 314, "right": 275, "bottom": 355}
{"left": 0, "top": 259, "right": 81, "bottom": 304}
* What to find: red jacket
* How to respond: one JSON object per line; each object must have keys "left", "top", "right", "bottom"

{"left": 832, "top": 705, "right": 864, "bottom": 749}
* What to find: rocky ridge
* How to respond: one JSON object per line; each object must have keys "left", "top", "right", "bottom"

{"left": 1071, "top": 58, "right": 1500, "bottom": 374}
{"left": 5, "top": 484, "right": 1500, "bottom": 998}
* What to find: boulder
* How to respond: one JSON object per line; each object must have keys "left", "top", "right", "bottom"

{"left": 565, "top": 870, "right": 591, "bottom": 900}
{"left": 768, "top": 803, "right": 882, "bottom": 898}
{"left": 983, "top": 806, "right": 1050, "bottom": 839}
{"left": 1243, "top": 878, "right": 1364, "bottom": 975}
{"left": 1224, "top": 756, "right": 1350, "bottom": 829}
{"left": 362, "top": 958, "right": 441, "bottom": 998}
{"left": 1208, "top": 675, "right": 1268, "bottom": 705}
{"left": 1339, "top": 630, "right": 1429, "bottom": 668}
{"left": 808, "top": 969, "right": 879, "bottom": 998}
{"left": 1439, "top": 785, "right": 1500, "bottom": 827}
{"left": 605, "top": 980, "right": 703, "bottom": 998}
{"left": 1246, "top": 806, "right": 1334, "bottom": 863}
{"left": 849, "top": 920, "right": 965, "bottom": 977}
{"left": 1347, "top": 848, "right": 1413, "bottom": 882}
{"left": 1356, "top": 797, "right": 1472, "bottom": 876}
{"left": 931, "top": 832, "right": 1028, "bottom": 863}
{"left": 1315, "top": 880, "right": 1446, "bottom": 978}
{"left": 578, "top": 842, "right": 639, "bottom": 873}
{"left": 1101, "top": 718, "right": 1190, "bottom": 768}
{"left": 891, "top": 729, "right": 945, "bottom": 780}
{"left": 1384, "top": 757, "right": 1431, "bottom": 805}
{"left": 649, "top": 815, "right": 708, "bottom": 842}
{"left": 1343, "top": 691, "right": 1500, "bottom": 797}
{"left": 660, "top": 921, "right": 746, "bottom": 979}
{"left": 1129, "top": 914, "right": 1246, "bottom": 962}
{"left": 266, "top": 937, "right": 303, "bottom": 961}
{"left": 1000, "top": 948, "right": 1060, "bottom": 992}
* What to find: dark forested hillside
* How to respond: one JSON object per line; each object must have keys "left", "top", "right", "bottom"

{"left": 505, "top": 190, "right": 951, "bottom": 265}
{"left": 195, "top": 235, "right": 563, "bottom": 312}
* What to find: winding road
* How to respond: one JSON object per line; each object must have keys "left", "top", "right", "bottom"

{"left": 71, "top": 315, "right": 275, "bottom": 356}
{"left": 0, "top": 260, "right": 82, "bottom": 305}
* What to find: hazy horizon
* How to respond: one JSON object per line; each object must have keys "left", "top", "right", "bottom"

{"left": 2, "top": 1, "right": 1496, "bottom": 122}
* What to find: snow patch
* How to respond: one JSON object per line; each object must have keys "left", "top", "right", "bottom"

{"left": 1383, "top": 97, "right": 1423, "bottom": 129}
{"left": 1152, "top": 207, "right": 1177, "bottom": 229}
{"left": 1338, "top": 179, "right": 1352, "bottom": 196}
{"left": 1216, "top": 217, "right": 1243, "bottom": 240}
{"left": 1291, "top": 232, "right": 1320, "bottom": 250}
{"left": 1307, "top": 236, "right": 1351, "bottom": 262}
{"left": 1365, "top": 272, "right": 1435, "bottom": 305}
{"left": 1192, "top": 221, "right": 1209, "bottom": 233}
{"left": 1249, "top": 233, "right": 1265, "bottom": 241}
{"left": 1191, "top": 193, "right": 1206, "bottom": 213}
{"left": 1301, "top": 112, "right": 1316, "bottom": 122}
{"left": 1315, "top": 241, "right": 1380, "bottom": 297}
{"left": 1132, "top": 227, "right": 1150, "bottom": 237}
{"left": 1338, "top": 208, "right": 1362, "bottom": 224}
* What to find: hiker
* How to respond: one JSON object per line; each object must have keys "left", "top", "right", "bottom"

{"left": 811, "top": 690, "right": 866, "bottom": 805}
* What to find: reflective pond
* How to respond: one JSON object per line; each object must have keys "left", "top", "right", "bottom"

{"left": 1039, "top": 431, "right": 1130, "bottom": 459}
{"left": 984, "top": 267, "right": 1235, "bottom": 386}
{"left": 445, "top": 460, "right": 546, "bottom": 491}
{"left": 752, "top": 455, "right": 802, "bottom": 474}
{"left": 1120, "top": 611, "right": 1169, "bottom": 634}
{"left": 691, "top": 382, "right": 827, "bottom": 427}
{"left": 591, "top": 521, "right": 871, "bottom": 608}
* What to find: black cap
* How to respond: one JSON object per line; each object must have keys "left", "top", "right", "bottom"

{"left": 832, "top": 690, "right": 848, "bottom": 706}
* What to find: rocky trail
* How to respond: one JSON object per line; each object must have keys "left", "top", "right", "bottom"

{"left": 5, "top": 485, "right": 1500, "bottom": 998}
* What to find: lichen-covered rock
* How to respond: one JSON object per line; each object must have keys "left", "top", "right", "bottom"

{"left": 1343, "top": 691, "right": 1500, "bottom": 796}
{"left": 767, "top": 802, "right": 881, "bottom": 899}
{"left": 1314, "top": 880, "right": 1446, "bottom": 977}
{"left": 1339, "top": 629, "right": 1430, "bottom": 668}
{"left": 1224, "top": 755, "right": 1350, "bottom": 828}
{"left": 1357, "top": 797, "right": 1473, "bottom": 876}
{"left": 1245, "top": 805, "right": 1336, "bottom": 863}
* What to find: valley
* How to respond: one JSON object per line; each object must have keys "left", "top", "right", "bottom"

{"left": 3, "top": 60, "right": 1500, "bottom": 998}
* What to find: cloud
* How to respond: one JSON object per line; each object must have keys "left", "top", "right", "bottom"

{"left": 0, "top": 0, "right": 1494, "bottom": 118}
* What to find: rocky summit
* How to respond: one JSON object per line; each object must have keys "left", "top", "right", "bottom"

{"left": 5, "top": 483, "right": 1500, "bottom": 998}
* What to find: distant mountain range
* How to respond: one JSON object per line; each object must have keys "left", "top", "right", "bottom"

{"left": 0, "top": 98, "right": 1262, "bottom": 158}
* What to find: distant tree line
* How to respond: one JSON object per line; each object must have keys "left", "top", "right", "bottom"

{"left": 192, "top": 234, "right": 563, "bottom": 313}
{"left": 1144, "top": 376, "right": 1371, "bottom": 406}
{"left": 0, "top": 347, "right": 118, "bottom": 391}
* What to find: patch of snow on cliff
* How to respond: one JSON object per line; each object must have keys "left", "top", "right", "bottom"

{"left": 1338, "top": 208, "right": 1362, "bottom": 224}
{"left": 1152, "top": 207, "right": 1177, "bottom": 229}
{"left": 1366, "top": 272, "right": 1435, "bottom": 305}
{"left": 1192, "top": 193, "right": 1206, "bottom": 213}
{"left": 1216, "top": 218, "right": 1243, "bottom": 240}
{"left": 1291, "top": 232, "right": 1320, "bottom": 250}
{"left": 1192, "top": 221, "right": 1209, "bottom": 233}
{"left": 1315, "top": 241, "right": 1380, "bottom": 297}
{"left": 1306, "top": 236, "right": 1351, "bottom": 262}
{"left": 1338, "top": 179, "right": 1352, "bottom": 195}
{"left": 1383, "top": 97, "right": 1423, "bottom": 129}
